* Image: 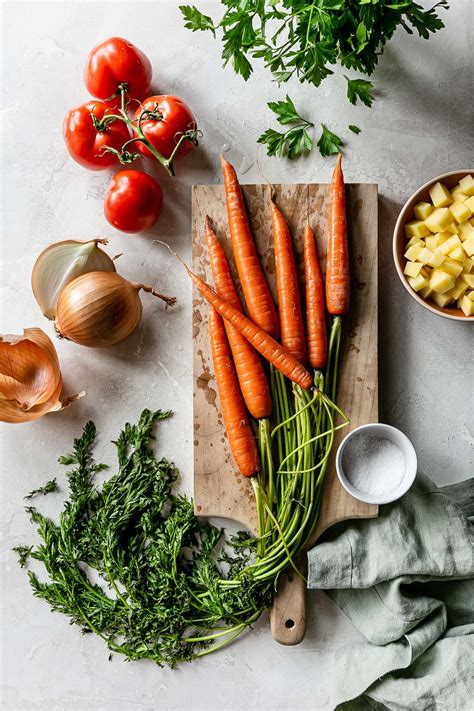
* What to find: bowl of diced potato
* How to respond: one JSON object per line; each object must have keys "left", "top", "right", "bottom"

{"left": 393, "top": 170, "right": 474, "bottom": 320}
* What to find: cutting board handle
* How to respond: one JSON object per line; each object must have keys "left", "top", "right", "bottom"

{"left": 269, "top": 553, "right": 307, "bottom": 645}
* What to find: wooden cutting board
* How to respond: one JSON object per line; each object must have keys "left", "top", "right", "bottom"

{"left": 192, "top": 182, "right": 378, "bottom": 644}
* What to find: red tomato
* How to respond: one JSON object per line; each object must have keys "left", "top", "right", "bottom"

{"left": 84, "top": 37, "right": 152, "bottom": 101}
{"left": 63, "top": 101, "right": 131, "bottom": 171}
{"left": 104, "top": 170, "right": 163, "bottom": 233}
{"left": 133, "top": 96, "right": 196, "bottom": 162}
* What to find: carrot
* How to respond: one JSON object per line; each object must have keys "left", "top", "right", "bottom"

{"left": 206, "top": 217, "right": 271, "bottom": 419}
{"left": 303, "top": 224, "right": 327, "bottom": 368}
{"left": 326, "top": 153, "right": 350, "bottom": 315}
{"left": 221, "top": 155, "right": 279, "bottom": 338}
{"left": 208, "top": 308, "right": 260, "bottom": 477}
{"left": 271, "top": 200, "right": 306, "bottom": 364}
{"left": 188, "top": 266, "right": 313, "bottom": 390}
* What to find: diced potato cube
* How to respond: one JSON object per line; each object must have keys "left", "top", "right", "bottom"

{"left": 460, "top": 294, "right": 474, "bottom": 316}
{"left": 459, "top": 221, "right": 474, "bottom": 241}
{"left": 434, "top": 232, "right": 451, "bottom": 247}
{"left": 439, "top": 235, "right": 462, "bottom": 255}
{"left": 429, "top": 181, "right": 452, "bottom": 207}
{"left": 419, "top": 285, "right": 434, "bottom": 299}
{"left": 449, "top": 200, "right": 472, "bottom": 224}
{"left": 406, "top": 235, "right": 425, "bottom": 247}
{"left": 465, "top": 196, "right": 474, "bottom": 212}
{"left": 459, "top": 175, "right": 474, "bottom": 196}
{"left": 446, "top": 280, "right": 468, "bottom": 301}
{"left": 449, "top": 246, "right": 466, "bottom": 262}
{"left": 425, "top": 235, "right": 437, "bottom": 251}
{"left": 461, "top": 273, "right": 474, "bottom": 288}
{"left": 405, "top": 220, "right": 430, "bottom": 239}
{"left": 418, "top": 247, "right": 444, "bottom": 267}
{"left": 441, "top": 258, "right": 463, "bottom": 278}
{"left": 404, "top": 244, "right": 424, "bottom": 261}
{"left": 450, "top": 186, "right": 468, "bottom": 203}
{"left": 463, "top": 258, "right": 474, "bottom": 273}
{"left": 468, "top": 291, "right": 474, "bottom": 301}
{"left": 446, "top": 223, "right": 459, "bottom": 234}
{"left": 425, "top": 208, "right": 455, "bottom": 233}
{"left": 413, "top": 202, "right": 433, "bottom": 220}
{"left": 404, "top": 261, "right": 423, "bottom": 277}
{"left": 432, "top": 292, "right": 453, "bottom": 308}
{"left": 463, "top": 236, "right": 474, "bottom": 257}
{"left": 420, "top": 266, "right": 430, "bottom": 278}
{"left": 429, "top": 269, "right": 456, "bottom": 294}
{"left": 407, "top": 274, "right": 428, "bottom": 292}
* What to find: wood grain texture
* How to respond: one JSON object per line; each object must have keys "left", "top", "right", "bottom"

{"left": 192, "top": 182, "right": 379, "bottom": 643}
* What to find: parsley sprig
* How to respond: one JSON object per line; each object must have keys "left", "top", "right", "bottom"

{"left": 180, "top": 0, "right": 448, "bottom": 158}
{"left": 257, "top": 95, "right": 314, "bottom": 159}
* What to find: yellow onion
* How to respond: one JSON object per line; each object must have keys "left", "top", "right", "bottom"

{"left": 32, "top": 239, "right": 116, "bottom": 319}
{"left": 55, "top": 271, "right": 176, "bottom": 348}
{"left": 0, "top": 328, "right": 84, "bottom": 423}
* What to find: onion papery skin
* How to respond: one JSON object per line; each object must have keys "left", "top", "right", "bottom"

{"left": 55, "top": 272, "right": 143, "bottom": 348}
{"left": 32, "top": 239, "right": 116, "bottom": 320}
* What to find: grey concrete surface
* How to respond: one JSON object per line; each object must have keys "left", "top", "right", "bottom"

{"left": 1, "top": 1, "right": 473, "bottom": 709}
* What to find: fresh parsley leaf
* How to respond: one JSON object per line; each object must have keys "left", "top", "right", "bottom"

{"left": 179, "top": 5, "right": 215, "bottom": 35}
{"left": 258, "top": 97, "right": 314, "bottom": 159}
{"left": 317, "top": 124, "right": 343, "bottom": 157}
{"left": 345, "top": 77, "right": 374, "bottom": 107}
{"left": 24, "top": 478, "right": 58, "bottom": 500}
{"left": 267, "top": 95, "right": 302, "bottom": 125}
{"left": 349, "top": 124, "right": 361, "bottom": 134}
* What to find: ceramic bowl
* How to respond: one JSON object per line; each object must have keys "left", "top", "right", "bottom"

{"left": 335, "top": 423, "right": 417, "bottom": 505}
{"left": 393, "top": 170, "right": 474, "bottom": 321}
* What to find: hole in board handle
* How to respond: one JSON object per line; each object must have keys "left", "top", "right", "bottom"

{"left": 285, "top": 618, "right": 295, "bottom": 629}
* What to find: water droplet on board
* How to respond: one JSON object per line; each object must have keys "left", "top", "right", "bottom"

{"left": 222, "top": 142, "right": 230, "bottom": 153}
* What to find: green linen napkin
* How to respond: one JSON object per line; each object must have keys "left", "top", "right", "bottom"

{"left": 307, "top": 473, "right": 474, "bottom": 710}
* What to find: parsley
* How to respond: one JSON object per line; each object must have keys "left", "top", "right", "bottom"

{"left": 317, "top": 124, "right": 343, "bottom": 157}
{"left": 258, "top": 96, "right": 314, "bottom": 159}
{"left": 180, "top": 0, "right": 449, "bottom": 158}
{"left": 345, "top": 77, "right": 374, "bottom": 107}
{"left": 24, "top": 478, "right": 58, "bottom": 500}
{"left": 349, "top": 124, "right": 361, "bottom": 134}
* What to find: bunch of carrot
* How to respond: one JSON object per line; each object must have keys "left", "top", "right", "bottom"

{"left": 178, "top": 153, "right": 350, "bottom": 649}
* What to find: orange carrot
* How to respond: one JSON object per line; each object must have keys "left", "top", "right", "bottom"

{"left": 189, "top": 267, "right": 313, "bottom": 390}
{"left": 326, "top": 153, "right": 350, "bottom": 315}
{"left": 206, "top": 217, "right": 271, "bottom": 419}
{"left": 271, "top": 200, "right": 306, "bottom": 364}
{"left": 304, "top": 224, "right": 327, "bottom": 368}
{"left": 221, "top": 155, "right": 280, "bottom": 338}
{"left": 208, "top": 308, "right": 260, "bottom": 477}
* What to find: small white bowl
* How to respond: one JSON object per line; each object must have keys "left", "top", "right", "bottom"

{"left": 336, "top": 423, "right": 417, "bottom": 505}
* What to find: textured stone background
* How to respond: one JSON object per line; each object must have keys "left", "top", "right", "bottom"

{"left": 1, "top": 1, "right": 473, "bottom": 709}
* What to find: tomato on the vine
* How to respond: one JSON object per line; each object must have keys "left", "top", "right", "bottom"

{"left": 133, "top": 96, "right": 196, "bottom": 162}
{"left": 63, "top": 101, "right": 131, "bottom": 171}
{"left": 84, "top": 37, "right": 152, "bottom": 102}
{"left": 104, "top": 170, "right": 163, "bottom": 233}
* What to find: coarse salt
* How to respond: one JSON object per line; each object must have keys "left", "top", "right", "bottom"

{"left": 341, "top": 433, "right": 406, "bottom": 497}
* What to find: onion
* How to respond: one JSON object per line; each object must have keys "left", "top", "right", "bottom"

{"left": 55, "top": 271, "right": 176, "bottom": 348}
{"left": 0, "top": 328, "right": 84, "bottom": 423}
{"left": 32, "top": 239, "right": 116, "bottom": 319}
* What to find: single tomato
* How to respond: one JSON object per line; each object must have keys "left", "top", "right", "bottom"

{"left": 84, "top": 37, "right": 152, "bottom": 101}
{"left": 104, "top": 170, "right": 163, "bottom": 233}
{"left": 63, "top": 101, "right": 130, "bottom": 171}
{"left": 133, "top": 96, "right": 196, "bottom": 162}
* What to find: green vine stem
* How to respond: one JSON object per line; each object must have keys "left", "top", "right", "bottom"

{"left": 91, "top": 84, "right": 200, "bottom": 177}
